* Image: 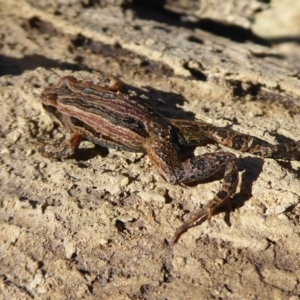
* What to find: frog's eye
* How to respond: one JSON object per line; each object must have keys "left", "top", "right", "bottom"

{"left": 41, "top": 92, "right": 57, "bottom": 104}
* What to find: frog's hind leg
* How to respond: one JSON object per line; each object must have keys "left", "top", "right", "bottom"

{"left": 146, "top": 140, "right": 239, "bottom": 245}
{"left": 169, "top": 153, "right": 238, "bottom": 245}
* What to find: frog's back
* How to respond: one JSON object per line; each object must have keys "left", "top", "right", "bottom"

{"left": 42, "top": 76, "right": 172, "bottom": 152}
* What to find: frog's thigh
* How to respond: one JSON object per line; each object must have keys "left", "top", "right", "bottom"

{"left": 178, "top": 152, "right": 237, "bottom": 183}
{"left": 146, "top": 140, "right": 237, "bottom": 184}
{"left": 146, "top": 140, "right": 182, "bottom": 184}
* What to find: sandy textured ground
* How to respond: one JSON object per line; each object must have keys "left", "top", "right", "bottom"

{"left": 0, "top": 1, "right": 300, "bottom": 299}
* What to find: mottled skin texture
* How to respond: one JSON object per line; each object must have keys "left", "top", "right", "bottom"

{"left": 40, "top": 75, "right": 300, "bottom": 245}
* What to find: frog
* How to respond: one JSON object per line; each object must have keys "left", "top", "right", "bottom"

{"left": 39, "top": 74, "right": 300, "bottom": 245}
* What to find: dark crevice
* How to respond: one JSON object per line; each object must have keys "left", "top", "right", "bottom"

{"left": 115, "top": 219, "right": 126, "bottom": 233}
{"left": 164, "top": 191, "right": 173, "bottom": 204}
{"left": 71, "top": 34, "right": 126, "bottom": 57}
{"left": 183, "top": 61, "right": 207, "bottom": 81}
{"left": 193, "top": 19, "right": 269, "bottom": 45}
{"left": 250, "top": 51, "right": 285, "bottom": 59}
{"left": 130, "top": 1, "right": 270, "bottom": 46}
{"left": 0, "top": 276, "right": 34, "bottom": 299}
{"left": 70, "top": 34, "right": 174, "bottom": 77}
{"left": 81, "top": 0, "right": 131, "bottom": 9}
{"left": 0, "top": 54, "right": 89, "bottom": 76}
{"left": 161, "top": 262, "right": 173, "bottom": 283}
{"left": 81, "top": 0, "right": 102, "bottom": 8}
{"left": 26, "top": 16, "right": 62, "bottom": 36}
{"left": 187, "top": 35, "right": 204, "bottom": 45}
{"left": 266, "top": 36, "right": 300, "bottom": 45}
{"left": 227, "top": 79, "right": 300, "bottom": 115}
{"left": 228, "top": 80, "right": 263, "bottom": 98}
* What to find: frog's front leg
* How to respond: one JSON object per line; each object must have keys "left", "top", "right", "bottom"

{"left": 146, "top": 141, "right": 239, "bottom": 245}
{"left": 38, "top": 133, "right": 83, "bottom": 159}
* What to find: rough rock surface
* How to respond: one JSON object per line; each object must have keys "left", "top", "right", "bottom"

{"left": 0, "top": 1, "right": 300, "bottom": 299}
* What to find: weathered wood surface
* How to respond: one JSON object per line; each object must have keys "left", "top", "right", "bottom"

{"left": 0, "top": 1, "right": 300, "bottom": 299}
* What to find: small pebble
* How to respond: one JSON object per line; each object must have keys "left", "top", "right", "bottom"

{"left": 120, "top": 176, "right": 130, "bottom": 187}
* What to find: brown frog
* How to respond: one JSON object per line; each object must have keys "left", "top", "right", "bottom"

{"left": 40, "top": 75, "right": 300, "bottom": 245}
